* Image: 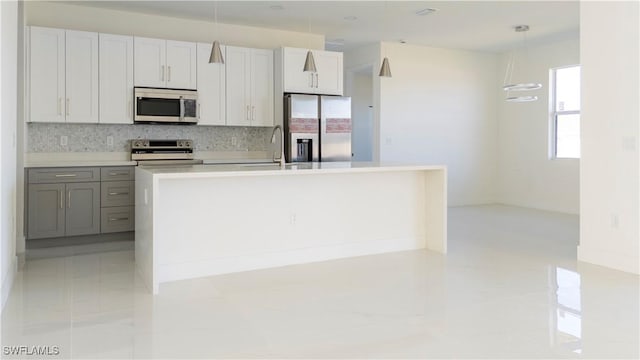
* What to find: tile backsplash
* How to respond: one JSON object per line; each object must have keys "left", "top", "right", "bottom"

{"left": 27, "top": 123, "right": 274, "bottom": 153}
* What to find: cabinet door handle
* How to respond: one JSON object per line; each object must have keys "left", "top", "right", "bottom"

{"left": 179, "top": 97, "right": 185, "bottom": 120}
{"left": 58, "top": 98, "right": 62, "bottom": 116}
{"left": 315, "top": 73, "right": 319, "bottom": 88}
{"left": 168, "top": 66, "right": 171, "bottom": 82}
{"left": 109, "top": 217, "right": 129, "bottom": 222}
{"left": 67, "top": 191, "right": 71, "bottom": 209}
{"left": 246, "top": 105, "right": 250, "bottom": 121}
{"left": 309, "top": 73, "right": 313, "bottom": 87}
{"left": 197, "top": 103, "right": 201, "bottom": 119}
{"left": 55, "top": 174, "right": 77, "bottom": 178}
{"left": 66, "top": 98, "right": 70, "bottom": 116}
{"left": 252, "top": 106, "right": 255, "bottom": 121}
{"left": 161, "top": 65, "right": 165, "bottom": 82}
{"left": 59, "top": 191, "right": 63, "bottom": 209}
{"left": 108, "top": 172, "right": 129, "bottom": 176}
{"left": 108, "top": 192, "right": 129, "bottom": 196}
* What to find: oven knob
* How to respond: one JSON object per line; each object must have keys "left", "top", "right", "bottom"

{"left": 185, "top": 140, "right": 192, "bottom": 148}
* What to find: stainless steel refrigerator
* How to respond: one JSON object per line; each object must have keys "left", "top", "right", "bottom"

{"left": 284, "top": 94, "right": 352, "bottom": 162}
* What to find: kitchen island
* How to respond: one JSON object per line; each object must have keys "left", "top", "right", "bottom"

{"left": 135, "top": 162, "right": 447, "bottom": 294}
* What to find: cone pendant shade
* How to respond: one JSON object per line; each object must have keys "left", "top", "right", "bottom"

{"left": 303, "top": 50, "right": 317, "bottom": 72}
{"left": 209, "top": 40, "right": 224, "bottom": 64}
{"left": 379, "top": 57, "right": 392, "bottom": 77}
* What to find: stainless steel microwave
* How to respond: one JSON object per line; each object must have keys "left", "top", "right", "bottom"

{"left": 134, "top": 88, "right": 198, "bottom": 124}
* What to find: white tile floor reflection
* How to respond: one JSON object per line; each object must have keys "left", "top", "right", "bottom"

{"left": 2, "top": 205, "right": 638, "bottom": 359}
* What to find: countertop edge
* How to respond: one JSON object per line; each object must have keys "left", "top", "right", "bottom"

{"left": 139, "top": 163, "right": 447, "bottom": 179}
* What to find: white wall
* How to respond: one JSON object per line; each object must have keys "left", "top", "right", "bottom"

{"left": 1, "top": 0, "right": 18, "bottom": 311}
{"left": 24, "top": 2, "right": 324, "bottom": 50}
{"left": 378, "top": 42, "right": 498, "bottom": 206}
{"left": 578, "top": 1, "right": 639, "bottom": 274}
{"left": 497, "top": 36, "right": 580, "bottom": 214}
{"left": 344, "top": 43, "right": 382, "bottom": 161}
{"left": 350, "top": 71, "right": 374, "bottom": 161}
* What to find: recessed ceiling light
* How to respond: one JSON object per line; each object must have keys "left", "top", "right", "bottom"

{"left": 343, "top": 16, "right": 358, "bottom": 21}
{"left": 415, "top": 8, "right": 437, "bottom": 16}
{"left": 269, "top": 5, "right": 284, "bottom": 10}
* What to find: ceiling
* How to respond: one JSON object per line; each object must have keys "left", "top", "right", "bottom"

{"left": 65, "top": 1, "right": 580, "bottom": 52}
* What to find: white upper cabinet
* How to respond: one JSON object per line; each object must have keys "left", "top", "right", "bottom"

{"left": 166, "top": 40, "right": 197, "bottom": 90}
{"left": 29, "top": 26, "right": 65, "bottom": 123}
{"left": 134, "top": 37, "right": 165, "bottom": 88}
{"left": 250, "top": 49, "right": 274, "bottom": 127}
{"left": 99, "top": 34, "right": 134, "bottom": 124}
{"left": 65, "top": 30, "right": 99, "bottom": 123}
{"left": 281, "top": 48, "right": 312, "bottom": 94}
{"left": 281, "top": 47, "right": 343, "bottom": 95}
{"left": 134, "top": 37, "right": 196, "bottom": 89}
{"left": 226, "top": 46, "right": 274, "bottom": 127}
{"left": 196, "top": 43, "right": 226, "bottom": 126}
{"left": 29, "top": 27, "right": 99, "bottom": 123}
{"left": 313, "top": 51, "right": 343, "bottom": 95}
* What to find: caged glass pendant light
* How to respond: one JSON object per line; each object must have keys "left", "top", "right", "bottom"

{"left": 209, "top": 1, "right": 224, "bottom": 64}
{"left": 503, "top": 25, "right": 541, "bottom": 102}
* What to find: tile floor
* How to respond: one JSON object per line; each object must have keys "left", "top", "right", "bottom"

{"left": 1, "top": 205, "right": 638, "bottom": 359}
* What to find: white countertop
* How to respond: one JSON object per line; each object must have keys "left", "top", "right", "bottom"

{"left": 137, "top": 162, "right": 446, "bottom": 179}
{"left": 24, "top": 151, "right": 272, "bottom": 168}
{"left": 25, "top": 152, "right": 137, "bottom": 168}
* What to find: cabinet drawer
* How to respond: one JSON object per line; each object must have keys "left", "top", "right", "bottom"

{"left": 28, "top": 167, "right": 100, "bottom": 184}
{"left": 101, "top": 167, "right": 134, "bottom": 181}
{"left": 101, "top": 206, "right": 134, "bottom": 233}
{"left": 101, "top": 181, "right": 134, "bottom": 207}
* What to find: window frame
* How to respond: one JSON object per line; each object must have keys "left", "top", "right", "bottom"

{"left": 549, "top": 64, "right": 581, "bottom": 160}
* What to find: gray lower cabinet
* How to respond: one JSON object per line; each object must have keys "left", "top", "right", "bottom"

{"left": 27, "top": 183, "right": 66, "bottom": 239}
{"left": 100, "top": 166, "right": 135, "bottom": 233}
{"left": 27, "top": 181, "right": 100, "bottom": 239}
{"left": 65, "top": 182, "right": 101, "bottom": 236}
{"left": 26, "top": 166, "right": 133, "bottom": 240}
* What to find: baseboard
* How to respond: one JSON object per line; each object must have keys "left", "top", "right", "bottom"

{"left": 578, "top": 245, "right": 640, "bottom": 275}
{"left": 1, "top": 255, "right": 18, "bottom": 314}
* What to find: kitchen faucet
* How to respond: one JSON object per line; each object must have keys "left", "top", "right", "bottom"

{"left": 271, "top": 125, "right": 286, "bottom": 168}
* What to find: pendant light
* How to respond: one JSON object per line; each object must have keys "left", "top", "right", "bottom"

{"left": 208, "top": 1, "right": 224, "bottom": 64}
{"left": 379, "top": 2, "right": 392, "bottom": 77}
{"left": 379, "top": 57, "right": 392, "bottom": 77}
{"left": 503, "top": 25, "right": 540, "bottom": 101}
{"left": 303, "top": 14, "right": 317, "bottom": 72}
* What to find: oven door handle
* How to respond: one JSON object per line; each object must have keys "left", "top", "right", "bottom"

{"left": 179, "top": 96, "right": 185, "bottom": 121}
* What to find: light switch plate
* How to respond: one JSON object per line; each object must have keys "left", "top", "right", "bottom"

{"left": 60, "top": 136, "right": 68, "bottom": 146}
{"left": 107, "top": 136, "right": 114, "bottom": 147}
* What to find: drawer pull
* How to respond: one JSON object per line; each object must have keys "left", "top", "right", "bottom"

{"left": 55, "top": 174, "right": 77, "bottom": 177}
{"left": 67, "top": 191, "right": 71, "bottom": 209}
{"left": 59, "top": 191, "right": 63, "bottom": 209}
{"left": 108, "top": 192, "right": 129, "bottom": 196}
{"left": 108, "top": 172, "right": 129, "bottom": 176}
{"left": 109, "top": 217, "right": 129, "bottom": 222}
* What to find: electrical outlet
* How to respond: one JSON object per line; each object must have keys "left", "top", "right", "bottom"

{"left": 231, "top": 137, "right": 237, "bottom": 146}
{"left": 385, "top": 137, "right": 392, "bottom": 145}
{"left": 290, "top": 213, "right": 297, "bottom": 225}
{"left": 60, "top": 136, "right": 68, "bottom": 146}
{"left": 611, "top": 214, "right": 619, "bottom": 228}
{"left": 107, "top": 136, "right": 114, "bottom": 147}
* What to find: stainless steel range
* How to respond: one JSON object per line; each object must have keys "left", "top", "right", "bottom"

{"left": 131, "top": 139, "right": 203, "bottom": 166}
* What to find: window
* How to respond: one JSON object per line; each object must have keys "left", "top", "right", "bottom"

{"left": 550, "top": 65, "right": 581, "bottom": 159}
